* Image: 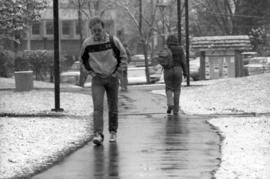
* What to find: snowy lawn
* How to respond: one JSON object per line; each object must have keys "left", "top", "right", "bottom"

{"left": 0, "top": 117, "right": 92, "bottom": 179}
{"left": 0, "top": 90, "right": 92, "bottom": 115}
{"left": 0, "top": 88, "right": 93, "bottom": 179}
{"left": 208, "top": 116, "right": 270, "bottom": 179}
{"left": 155, "top": 73, "right": 270, "bottom": 114}
{"left": 0, "top": 76, "right": 81, "bottom": 90}
{"left": 183, "top": 73, "right": 270, "bottom": 114}
{"left": 153, "top": 73, "right": 270, "bottom": 179}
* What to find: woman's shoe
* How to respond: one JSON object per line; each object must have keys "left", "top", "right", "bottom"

{"left": 167, "top": 105, "right": 174, "bottom": 114}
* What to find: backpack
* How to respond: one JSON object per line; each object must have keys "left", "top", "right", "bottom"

{"left": 157, "top": 47, "right": 174, "bottom": 69}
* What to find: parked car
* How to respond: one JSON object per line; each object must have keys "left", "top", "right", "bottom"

{"left": 60, "top": 61, "right": 80, "bottom": 84}
{"left": 130, "top": 54, "right": 152, "bottom": 67}
{"left": 131, "top": 56, "right": 201, "bottom": 82}
{"left": 128, "top": 65, "right": 162, "bottom": 84}
{"left": 60, "top": 61, "right": 91, "bottom": 86}
{"left": 244, "top": 56, "right": 270, "bottom": 75}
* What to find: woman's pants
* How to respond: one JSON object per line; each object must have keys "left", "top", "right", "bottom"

{"left": 91, "top": 75, "right": 119, "bottom": 134}
{"left": 164, "top": 66, "right": 183, "bottom": 113}
{"left": 166, "top": 88, "right": 181, "bottom": 113}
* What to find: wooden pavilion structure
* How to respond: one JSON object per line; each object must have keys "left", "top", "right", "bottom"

{"left": 191, "top": 35, "right": 252, "bottom": 80}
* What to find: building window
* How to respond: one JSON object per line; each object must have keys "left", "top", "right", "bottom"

{"left": 32, "top": 23, "right": 40, "bottom": 35}
{"left": 62, "top": 21, "right": 71, "bottom": 35}
{"left": 46, "top": 21, "right": 54, "bottom": 35}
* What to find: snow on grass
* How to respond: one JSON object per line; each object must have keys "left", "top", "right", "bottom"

{"left": 180, "top": 74, "right": 270, "bottom": 114}
{"left": 0, "top": 90, "right": 93, "bottom": 179}
{"left": 153, "top": 73, "right": 270, "bottom": 114}
{"left": 0, "top": 117, "right": 92, "bottom": 179}
{"left": 0, "top": 77, "right": 82, "bottom": 90}
{"left": 208, "top": 116, "right": 270, "bottom": 179}
{"left": 153, "top": 73, "right": 270, "bottom": 179}
{"left": 0, "top": 90, "right": 92, "bottom": 115}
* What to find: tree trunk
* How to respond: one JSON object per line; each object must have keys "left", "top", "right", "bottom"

{"left": 143, "top": 41, "right": 150, "bottom": 83}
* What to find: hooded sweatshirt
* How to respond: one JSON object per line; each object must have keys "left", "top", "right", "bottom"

{"left": 166, "top": 35, "right": 187, "bottom": 76}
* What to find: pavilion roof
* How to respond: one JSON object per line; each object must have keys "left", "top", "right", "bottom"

{"left": 191, "top": 35, "right": 252, "bottom": 51}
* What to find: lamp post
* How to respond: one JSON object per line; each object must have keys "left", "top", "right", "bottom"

{"left": 177, "top": 0, "right": 181, "bottom": 44}
{"left": 185, "top": 0, "right": 190, "bottom": 86}
{"left": 52, "top": 0, "right": 63, "bottom": 112}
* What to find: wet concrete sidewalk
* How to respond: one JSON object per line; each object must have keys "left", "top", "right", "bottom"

{"left": 32, "top": 89, "right": 220, "bottom": 179}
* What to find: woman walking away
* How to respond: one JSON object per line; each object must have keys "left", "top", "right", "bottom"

{"left": 163, "top": 34, "right": 187, "bottom": 115}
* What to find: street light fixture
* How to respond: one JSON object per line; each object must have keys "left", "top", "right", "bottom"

{"left": 157, "top": 0, "right": 168, "bottom": 47}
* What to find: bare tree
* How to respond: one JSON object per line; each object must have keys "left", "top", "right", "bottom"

{"left": 191, "top": 0, "right": 238, "bottom": 35}
{"left": 191, "top": 0, "right": 270, "bottom": 36}
{"left": 106, "top": 0, "right": 167, "bottom": 83}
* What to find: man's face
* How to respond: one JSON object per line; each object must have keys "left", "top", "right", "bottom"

{"left": 91, "top": 23, "right": 105, "bottom": 41}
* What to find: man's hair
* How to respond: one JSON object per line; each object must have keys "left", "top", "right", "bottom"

{"left": 89, "top": 17, "right": 105, "bottom": 29}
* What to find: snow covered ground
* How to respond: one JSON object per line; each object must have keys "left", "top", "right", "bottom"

{"left": 0, "top": 116, "right": 92, "bottom": 178}
{"left": 209, "top": 116, "right": 270, "bottom": 179}
{"left": 0, "top": 79, "right": 93, "bottom": 178}
{"left": 153, "top": 73, "right": 270, "bottom": 179}
{"left": 1, "top": 73, "right": 270, "bottom": 179}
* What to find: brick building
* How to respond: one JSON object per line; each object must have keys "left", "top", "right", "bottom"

{"left": 19, "top": 8, "right": 116, "bottom": 58}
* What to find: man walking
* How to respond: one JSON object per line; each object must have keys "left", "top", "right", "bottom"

{"left": 80, "top": 17, "right": 127, "bottom": 145}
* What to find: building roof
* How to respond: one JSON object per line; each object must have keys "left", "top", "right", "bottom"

{"left": 191, "top": 35, "right": 252, "bottom": 51}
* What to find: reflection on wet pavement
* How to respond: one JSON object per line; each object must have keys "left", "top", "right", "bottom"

{"left": 116, "top": 114, "right": 219, "bottom": 179}
{"left": 92, "top": 143, "right": 120, "bottom": 179}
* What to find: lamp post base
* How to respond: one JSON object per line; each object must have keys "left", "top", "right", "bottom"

{"left": 51, "top": 108, "right": 64, "bottom": 112}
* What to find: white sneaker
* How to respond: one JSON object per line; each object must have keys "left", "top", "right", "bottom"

{"left": 109, "top": 132, "right": 117, "bottom": 142}
{"left": 93, "top": 132, "right": 104, "bottom": 145}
